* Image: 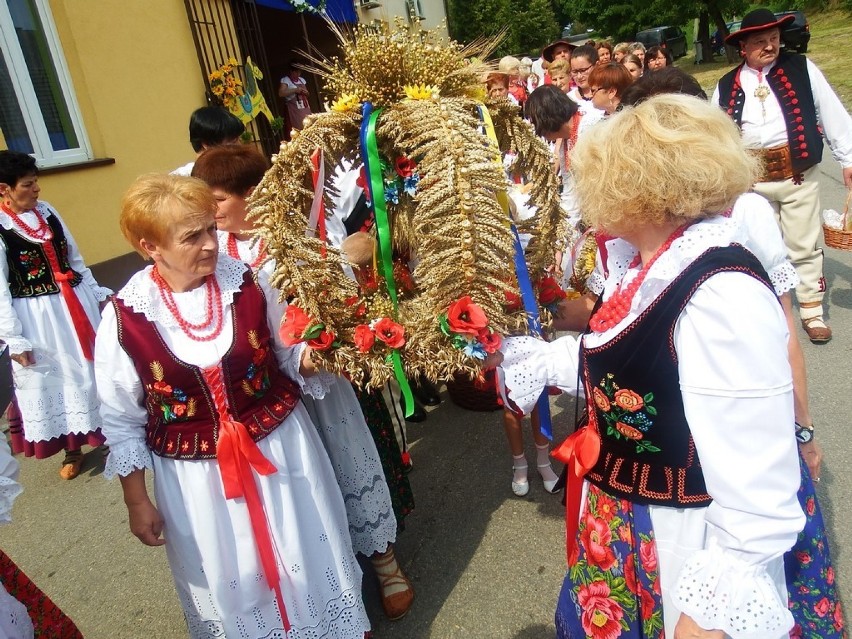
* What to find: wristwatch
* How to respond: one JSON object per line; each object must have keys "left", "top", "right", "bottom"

{"left": 795, "top": 422, "right": 814, "bottom": 444}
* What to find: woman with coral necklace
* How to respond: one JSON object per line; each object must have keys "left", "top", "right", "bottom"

{"left": 192, "top": 145, "right": 415, "bottom": 621}
{"left": 94, "top": 174, "right": 371, "bottom": 638}
{"left": 495, "top": 95, "right": 804, "bottom": 638}
{"left": 0, "top": 151, "right": 108, "bottom": 480}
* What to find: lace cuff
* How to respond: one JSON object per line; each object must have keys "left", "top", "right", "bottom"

{"left": 0, "top": 477, "right": 22, "bottom": 524}
{"left": 767, "top": 261, "right": 799, "bottom": 296}
{"left": 104, "top": 439, "right": 154, "bottom": 480}
{"left": 498, "top": 336, "right": 550, "bottom": 415}
{"left": 586, "top": 270, "right": 605, "bottom": 296}
{"left": 673, "top": 539, "right": 793, "bottom": 639}
{"left": 91, "top": 285, "right": 114, "bottom": 302}
{"left": 298, "top": 370, "right": 335, "bottom": 400}
{"left": 4, "top": 336, "right": 32, "bottom": 356}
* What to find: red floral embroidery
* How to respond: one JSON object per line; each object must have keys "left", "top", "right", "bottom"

{"left": 580, "top": 514, "right": 616, "bottom": 571}
{"left": 577, "top": 581, "right": 624, "bottom": 639}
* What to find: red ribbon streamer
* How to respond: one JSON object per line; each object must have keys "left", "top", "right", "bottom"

{"left": 203, "top": 366, "right": 291, "bottom": 632}
{"left": 42, "top": 242, "right": 96, "bottom": 361}
{"left": 551, "top": 412, "right": 601, "bottom": 564}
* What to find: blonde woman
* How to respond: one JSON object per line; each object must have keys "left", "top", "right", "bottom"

{"left": 496, "top": 95, "right": 804, "bottom": 638}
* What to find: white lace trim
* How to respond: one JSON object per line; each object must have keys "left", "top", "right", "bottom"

{"left": 5, "top": 336, "right": 32, "bottom": 356}
{"left": 104, "top": 439, "right": 153, "bottom": 479}
{"left": 497, "top": 336, "right": 553, "bottom": 416}
{"left": 92, "top": 285, "right": 113, "bottom": 302}
{"left": 767, "top": 261, "right": 799, "bottom": 296}
{"left": 673, "top": 539, "right": 793, "bottom": 639}
{"left": 116, "top": 255, "right": 248, "bottom": 328}
{"left": 0, "top": 477, "right": 22, "bottom": 523}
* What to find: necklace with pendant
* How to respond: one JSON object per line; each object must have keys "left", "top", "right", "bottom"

{"left": 754, "top": 70, "right": 771, "bottom": 121}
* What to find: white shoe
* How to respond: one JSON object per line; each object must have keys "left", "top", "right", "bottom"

{"left": 538, "top": 463, "right": 561, "bottom": 494}
{"left": 511, "top": 463, "right": 529, "bottom": 496}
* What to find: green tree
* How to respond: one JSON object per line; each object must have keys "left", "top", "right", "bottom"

{"left": 509, "top": 0, "right": 560, "bottom": 55}
{"left": 447, "top": 0, "right": 559, "bottom": 56}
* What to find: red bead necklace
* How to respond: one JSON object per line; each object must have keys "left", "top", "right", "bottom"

{"left": 150, "top": 266, "right": 225, "bottom": 341}
{"left": 1, "top": 203, "right": 53, "bottom": 241}
{"left": 226, "top": 233, "right": 267, "bottom": 270}
{"left": 589, "top": 224, "right": 690, "bottom": 333}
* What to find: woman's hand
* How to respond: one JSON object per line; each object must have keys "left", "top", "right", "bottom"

{"left": 11, "top": 351, "right": 33, "bottom": 367}
{"left": 800, "top": 439, "right": 823, "bottom": 482}
{"left": 674, "top": 614, "right": 724, "bottom": 639}
{"left": 127, "top": 499, "right": 166, "bottom": 547}
{"left": 482, "top": 351, "right": 504, "bottom": 370}
{"left": 299, "top": 345, "right": 317, "bottom": 378}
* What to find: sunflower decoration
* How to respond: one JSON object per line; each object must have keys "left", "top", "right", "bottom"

{"left": 249, "top": 19, "right": 566, "bottom": 390}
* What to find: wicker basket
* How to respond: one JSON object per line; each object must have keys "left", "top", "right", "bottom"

{"left": 823, "top": 191, "right": 852, "bottom": 251}
{"left": 445, "top": 370, "right": 503, "bottom": 412}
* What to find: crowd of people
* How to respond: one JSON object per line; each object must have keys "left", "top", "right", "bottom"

{"left": 0, "top": 7, "right": 851, "bottom": 639}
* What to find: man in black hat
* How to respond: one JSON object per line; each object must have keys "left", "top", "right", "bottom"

{"left": 531, "top": 39, "right": 576, "bottom": 89}
{"left": 713, "top": 8, "right": 852, "bottom": 344}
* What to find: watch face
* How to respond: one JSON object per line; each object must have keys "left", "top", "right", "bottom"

{"left": 796, "top": 427, "right": 813, "bottom": 444}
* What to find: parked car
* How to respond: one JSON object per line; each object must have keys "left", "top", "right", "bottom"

{"left": 712, "top": 11, "right": 809, "bottom": 55}
{"left": 775, "top": 10, "right": 810, "bottom": 53}
{"left": 634, "top": 26, "right": 688, "bottom": 59}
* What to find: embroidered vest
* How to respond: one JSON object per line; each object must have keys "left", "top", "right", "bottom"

{"left": 0, "top": 213, "right": 82, "bottom": 298}
{"left": 582, "top": 245, "right": 773, "bottom": 507}
{"left": 113, "top": 270, "right": 301, "bottom": 460}
{"left": 717, "top": 52, "right": 822, "bottom": 174}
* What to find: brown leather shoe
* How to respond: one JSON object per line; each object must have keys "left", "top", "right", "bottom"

{"left": 801, "top": 316, "right": 832, "bottom": 344}
{"left": 373, "top": 548, "right": 414, "bottom": 621}
{"left": 59, "top": 452, "right": 83, "bottom": 480}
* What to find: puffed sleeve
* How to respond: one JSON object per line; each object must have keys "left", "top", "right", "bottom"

{"left": 257, "top": 265, "right": 333, "bottom": 399}
{"left": 732, "top": 193, "right": 799, "bottom": 295}
{"left": 46, "top": 205, "right": 113, "bottom": 301}
{"left": 94, "top": 303, "right": 153, "bottom": 479}
{"left": 497, "top": 334, "right": 581, "bottom": 415}
{"left": 0, "top": 240, "right": 32, "bottom": 356}
{"left": 671, "top": 272, "right": 803, "bottom": 638}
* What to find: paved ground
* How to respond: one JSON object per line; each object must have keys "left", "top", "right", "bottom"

{"left": 2, "top": 154, "right": 851, "bottom": 638}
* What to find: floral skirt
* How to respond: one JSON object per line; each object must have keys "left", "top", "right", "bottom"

{"left": 555, "top": 484, "right": 664, "bottom": 639}
{"left": 785, "top": 454, "right": 846, "bottom": 638}
{"left": 0, "top": 548, "right": 83, "bottom": 638}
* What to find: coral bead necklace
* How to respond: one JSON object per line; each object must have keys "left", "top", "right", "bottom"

{"left": 226, "top": 233, "right": 267, "bottom": 270}
{"left": 1, "top": 203, "right": 53, "bottom": 241}
{"left": 589, "top": 224, "right": 690, "bottom": 334}
{"left": 150, "top": 265, "right": 224, "bottom": 341}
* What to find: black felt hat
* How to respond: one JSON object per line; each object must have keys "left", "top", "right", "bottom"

{"left": 542, "top": 39, "right": 577, "bottom": 63}
{"left": 725, "top": 9, "right": 795, "bottom": 47}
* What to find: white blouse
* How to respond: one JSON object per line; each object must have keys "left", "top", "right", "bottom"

{"left": 499, "top": 217, "right": 803, "bottom": 638}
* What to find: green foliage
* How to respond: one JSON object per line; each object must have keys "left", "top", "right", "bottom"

{"left": 447, "top": 0, "right": 559, "bottom": 56}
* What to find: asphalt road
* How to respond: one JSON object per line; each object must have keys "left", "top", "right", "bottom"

{"left": 2, "top": 154, "right": 851, "bottom": 639}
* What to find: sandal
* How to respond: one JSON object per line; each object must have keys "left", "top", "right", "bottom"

{"left": 372, "top": 547, "right": 414, "bottom": 621}
{"left": 801, "top": 316, "right": 832, "bottom": 344}
{"left": 59, "top": 451, "right": 83, "bottom": 480}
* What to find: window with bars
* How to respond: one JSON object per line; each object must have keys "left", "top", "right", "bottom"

{"left": 0, "top": 0, "right": 92, "bottom": 167}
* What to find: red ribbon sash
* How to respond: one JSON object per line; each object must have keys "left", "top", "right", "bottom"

{"left": 204, "top": 366, "right": 291, "bottom": 632}
{"left": 551, "top": 413, "right": 601, "bottom": 564}
{"left": 41, "top": 242, "right": 96, "bottom": 361}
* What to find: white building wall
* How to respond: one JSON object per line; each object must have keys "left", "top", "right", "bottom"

{"left": 355, "top": 0, "right": 449, "bottom": 36}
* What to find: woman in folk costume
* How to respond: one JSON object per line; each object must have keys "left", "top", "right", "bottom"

{"left": 94, "top": 174, "right": 371, "bottom": 638}
{"left": 0, "top": 151, "right": 108, "bottom": 480}
{"left": 495, "top": 95, "right": 806, "bottom": 638}
{"left": 191, "top": 146, "right": 414, "bottom": 621}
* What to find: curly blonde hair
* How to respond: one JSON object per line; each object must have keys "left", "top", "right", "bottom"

{"left": 571, "top": 93, "right": 758, "bottom": 233}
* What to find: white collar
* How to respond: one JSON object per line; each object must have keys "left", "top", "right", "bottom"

{"left": 0, "top": 201, "right": 55, "bottom": 232}
{"left": 116, "top": 254, "right": 248, "bottom": 327}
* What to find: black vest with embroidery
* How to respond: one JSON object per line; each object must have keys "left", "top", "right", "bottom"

{"left": 717, "top": 52, "right": 822, "bottom": 174}
{"left": 0, "top": 213, "right": 82, "bottom": 298}
{"left": 582, "top": 245, "right": 774, "bottom": 507}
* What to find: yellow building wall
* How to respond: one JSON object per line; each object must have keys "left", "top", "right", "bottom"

{"left": 28, "top": 1, "right": 211, "bottom": 264}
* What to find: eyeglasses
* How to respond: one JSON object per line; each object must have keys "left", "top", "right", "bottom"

{"left": 590, "top": 87, "right": 605, "bottom": 96}
{"left": 570, "top": 65, "right": 593, "bottom": 76}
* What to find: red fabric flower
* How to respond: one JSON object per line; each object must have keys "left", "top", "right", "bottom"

{"left": 504, "top": 288, "right": 522, "bottom": 312}
{"left": 478, "top": 329, "right": 502, "bottom": 354}
{"left": 639, "top": 538, "right": 658, "bottom": 574}
{"left": 580, "top": 514, "right": 617, "bottom": 571}
{"left": 815, "top": 597, "right": 831, "bottom": 618}
{"left": 624, "top": 553, "right": 638, "bottom": 594}
{"left": 796, "top": 550, "right": 812, "bottom": 566}
{"left": 280, "top": 305, "right": 313, "bottom": 346}
{"left": 446, "top": 296, "right": 489, "bottom": 336}
{"left": 592, "top": 387, "right": 611, "bottom": 413}
{"left": 639, "top": 588, "right": 656, "bottom": 621}
{"left": 833, "top": 602, "right": 844, "bottom": 631}
{"left": 307, "top": 329, "right": 335, "bottom": 351}
{"left": 537, "top": 276, "right": 566, "bottom": 306}
{"left": 595, "top": 492, "right": 617, "bottom": 522}
{"left": 353, "top": 325, "right": 375, "bottom": 353}
{"left": 395, "top": 156, "right": 416, "bottom": 178}
{"left": 826, "top": 566, "right": 835, "bottom": 585}
{"left": 577, "top": 581, "right": 624, "bottom": 639}
{"left": 373, "top": 318, "right": 406, "bottom": 349}
{"left": 806, "top": 496, "right": 815, "bottom": 516}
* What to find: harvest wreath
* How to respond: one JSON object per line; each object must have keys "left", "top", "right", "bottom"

{"left": 248, "top": 21, "right": 567, "bottom": 389}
